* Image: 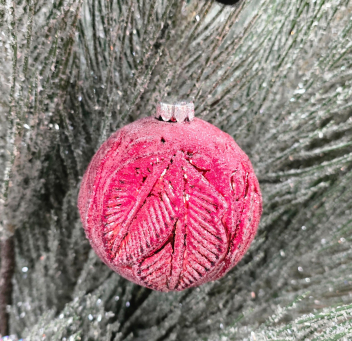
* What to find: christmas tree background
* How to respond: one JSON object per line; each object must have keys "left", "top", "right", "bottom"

{"left": 1, "top": 0, "right": 352, "bottom": 339}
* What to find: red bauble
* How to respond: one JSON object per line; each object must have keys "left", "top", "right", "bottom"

{"left": 78, "top": 102, "right": 262, "bottom": 292}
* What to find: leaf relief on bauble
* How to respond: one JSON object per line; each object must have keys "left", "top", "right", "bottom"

{"left": 102, "top": 150, "right": 229, "bottom": 291}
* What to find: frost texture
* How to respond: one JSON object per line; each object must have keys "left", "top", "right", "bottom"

{"left": 78, "top": 117, "right": 261, "bottom": 292}
{"left": 0, "top": 0, "right": 352, "bottom": 340}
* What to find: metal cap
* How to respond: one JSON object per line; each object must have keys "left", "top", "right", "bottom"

{"left": 155, "top": 98, "right": 195, "bottom": 122}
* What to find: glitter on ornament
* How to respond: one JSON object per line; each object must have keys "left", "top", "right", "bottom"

{"left": 78, "top": 99, "right": 262, "bottom": 292}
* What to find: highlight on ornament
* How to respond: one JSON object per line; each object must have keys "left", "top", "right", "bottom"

{"left": 78, "top": 99, "right": 262, "bottom": 292}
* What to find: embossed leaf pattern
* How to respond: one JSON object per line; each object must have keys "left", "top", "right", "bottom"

{"left": 220, "top": 167, "right": 262, "bottom": 278}
{"left": 103, "top": 152, "right": 230, "bottom": 291}
{"left": 178, "top": 159, "right": 228, "bottom": 290}
{"left": 102, "top": 156, "right": 171, "bottom": 258}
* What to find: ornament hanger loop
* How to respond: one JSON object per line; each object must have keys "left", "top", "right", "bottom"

{"left": 155, "top": 97, "right": 195, "bottom": 122}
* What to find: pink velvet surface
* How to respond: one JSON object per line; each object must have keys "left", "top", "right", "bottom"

{"left": 78, "top": 117, "right": 262, "bottom": 292}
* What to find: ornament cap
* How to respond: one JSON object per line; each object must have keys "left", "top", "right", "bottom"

{"left": 155, "top": 97, "right": 194, "bottom": 122}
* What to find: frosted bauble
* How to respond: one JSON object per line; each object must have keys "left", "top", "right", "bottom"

{"left": 78, "top": 106, "right": 262, "bottom": 292}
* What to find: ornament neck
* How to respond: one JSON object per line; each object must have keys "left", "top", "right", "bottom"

{"left": 154, "top": 98, "right": 194, "bottom": 122}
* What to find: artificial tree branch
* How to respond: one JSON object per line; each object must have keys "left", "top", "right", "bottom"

{"left": 0, "top": 233, "right": 15, "bottom": 336}
{"left": 0, "top": 0, "right": 19, "bottom": 335}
